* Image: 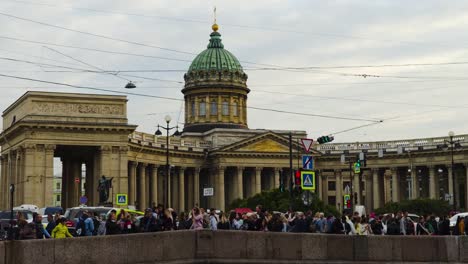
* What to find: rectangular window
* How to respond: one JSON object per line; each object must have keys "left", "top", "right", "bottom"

{"left": 56, "top": 182, "right": 60, "bottom": 190}
{"left": 56, "top": 195, "right": 61, "bottom": 202}
{"left": 233, "top": 102, "right": 238, "bottom": 116}
{"left": 191, "top": 101, "right": 195, "bottom": 117}
{"left": 210, "top": 101, "right": 217, "bottom": 115}
{"left": 327, "top": 196, "right": 336, "bottom": 206}
{"left": 328, "top": 181, "right": 336, "bottom": 191}
{"left": 343, "top": 181, "right": 351, "bottom": 191}
{"left": 222, "top": 101, "right": 229, "bottom": 115}
{"left": 199, "top": 101, "right": 206, "bottom": 116}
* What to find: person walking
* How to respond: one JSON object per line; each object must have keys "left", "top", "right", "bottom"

{"left": 190, "top": 207, "right": 204, "bottom": 230}
{"left": 209, "top": 209, "right": 218, "bottom": 231}
{"left": 105, "top": 210, "right": 121, "bottom": 235}
{"left": 51, "top": 218, "right": 72, "bottom": 238}
{"left": 33, "top": 214, "right": 51, "bottom": 239}
{"left": 217, "top": 212, "right": 230, "bottom": 230}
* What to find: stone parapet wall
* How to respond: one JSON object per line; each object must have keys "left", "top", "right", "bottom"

{"left": 1, "top": 231, "right": 467, "bottom": 264}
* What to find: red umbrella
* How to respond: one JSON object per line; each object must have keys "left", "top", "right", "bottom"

{"left": 234, "top": 208, "right": 253, "bottom": 214}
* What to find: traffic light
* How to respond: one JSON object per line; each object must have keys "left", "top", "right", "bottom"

{"left": 317, "top": 135, "right": 334, "bottom": 144}
{"left": 354, "top": 160, "right": 361, "bottom": 174}
{"left": 295, "top": 170, "right": 301, "bottom": 188}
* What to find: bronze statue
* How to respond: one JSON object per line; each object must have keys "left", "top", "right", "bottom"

{"left": 97, "top": 175, "right": 113, "bottom": 203}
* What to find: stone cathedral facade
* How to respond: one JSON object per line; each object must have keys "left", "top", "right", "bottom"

{"left": 1, "top": 24, "right": 468, "bottom": 213}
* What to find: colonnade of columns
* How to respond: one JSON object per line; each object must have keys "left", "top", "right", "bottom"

{"left": 127, "top": 162, "right": 292, "bottom": 212}
{"left": 322, "top": 164, "right": 468, "bottom": 211}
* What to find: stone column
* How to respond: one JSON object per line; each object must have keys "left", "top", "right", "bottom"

{"left": 384, "top": 170, "right": 392, "bottom": 204}
{"left": 255, "top": 167, "right": 262, "bottom": 194}
{"left": 353, "top": 171, "right": 361, "bottom": 205}
{"left": 364, "top": 171, "right": 373, "bottom": 210}
{"left": 318, "top": 171, "right": 324, "bottom": 201}
{"left": 391, "top": 168, "right": 399, "bottom": 202}
{"left": 194, "top": 168, "right": 200, "bottom": 207}
{"left": 372, "top": 169, "right": 380, "bottom": 209}
{"left": 465, "top": 164, "right": 468, "bottom": 211}
{"left": 274, "top": 168, "right": 281, "bottom": 189}
{"left": 448, "top": 166, "right": 454, "bottom": 205}
{"left": 335, "top": 169, "right": 343, "bottom": 211}
{"left": 187, "top": 168, "right": 194, "bottom": 209}
{"left": 0, "top": 155, "right": 5, "bottom": 209}
{"left": 128, "top": 161, "right": 137, "bottom": 206}
{"left": 429, "top": 165, "right": 436, "bottom": 199}
{"left": 236, "top": 167, "right": 244, "bottom": 200}
{"left": 44, "top": 145, "right": 55, "bottom": 207}
{"left": 151, "top": 165, "right": 158, "bottom": 206}
{"left": 138, "top": 163, "right": 147, "bottom": 210}
{"left": 217, "top": 167, "right": 225, "bottom": 210}
{"left": 411, "top": 168, "right": 419, "bottom": 199}
{"left": 179, "top": 167, "right": 185, "bottom": 212}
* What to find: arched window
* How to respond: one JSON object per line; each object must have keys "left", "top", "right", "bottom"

{"left": 199, "top": 100, "right": 206, "bottom": 116}
{"left": 233, "top": 101, "right": 238, "bottom": 116}
{"left": 210, "top": 100, "right": 217, "bottom": 115}
{"left": 222, "top": 101, "right": 229, "bottom": 116}
{"left": 191, "top": 101, "right": 195, "bottom": 117}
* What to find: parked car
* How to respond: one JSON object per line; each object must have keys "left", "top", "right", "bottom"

{"left": 13, "top": 204, "right": 38, "bottom": 213}
{"left": 38, "top": 206, "right": 63, "bottom": 216}
{"left": 450, "top": 212, "right": 468, "bottom": 228}
{"left": 63, "top": 207, "right": 114, "bottom": 236}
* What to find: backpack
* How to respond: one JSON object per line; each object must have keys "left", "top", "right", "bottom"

{"left": 406, "top": 219, "right": 415, "bottom": 235}
{"left": 92, "top": 218, "right": 99, "bottom": 236}
{"left": 387, "top": 221, "right": 400, "bottom": 235}
{"left": 76, "top": 218, "right": 86, "bottom": 236}
{"left": 344, "top": 222, "right": 351, "bottom": 234}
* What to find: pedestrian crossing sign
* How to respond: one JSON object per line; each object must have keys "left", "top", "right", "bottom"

{"left": 116, "top": 193, "right": 128, "bottom": 206}
{"left": 301, "top": 171, "right": 315, "bottom": 191}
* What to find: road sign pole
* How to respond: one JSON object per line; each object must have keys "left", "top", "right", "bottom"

{"left": 289, "top": 132, "right": 293, "bottom": 210}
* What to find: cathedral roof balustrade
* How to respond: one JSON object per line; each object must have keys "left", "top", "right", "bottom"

{"left": 128, "top": 131, "right": 211, "bottom": 151}
{"left": 316, "top": 134, "right": 467, "bottom": 154}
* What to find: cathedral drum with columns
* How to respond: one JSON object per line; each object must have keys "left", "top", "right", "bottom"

{"left": 1, "top": 24, "right": 468, "bottom": 213}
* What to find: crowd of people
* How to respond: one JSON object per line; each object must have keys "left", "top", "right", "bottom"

{"left": 5, "top": 205, "right": 468, "bottom": 239}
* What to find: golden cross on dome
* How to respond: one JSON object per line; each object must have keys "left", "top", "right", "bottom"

{"left": 214, "top": 6, "right": 217, "bottom": 24}
{"left": 212, "top": 6, "right": 219, "bottom": 32}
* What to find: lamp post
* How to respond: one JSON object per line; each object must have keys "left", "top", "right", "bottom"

{"left": 155, "top": 115, "right": 180, "bottom": 209}
{"left": 446, "top": 131, "right": 461, "bottom": 210}
{"left": 8, "top": 184, "right": 14, "bottom": 240}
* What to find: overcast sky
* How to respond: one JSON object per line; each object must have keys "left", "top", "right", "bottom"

{"left": 0, "top": 0, "right": 467, "bottom": 143}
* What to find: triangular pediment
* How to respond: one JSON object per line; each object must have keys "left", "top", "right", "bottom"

{"left": 236, "top": 138, "right": 290, "bottom": 152}
{"left": 216, "top": 131, "right": 321, "bottom": 155}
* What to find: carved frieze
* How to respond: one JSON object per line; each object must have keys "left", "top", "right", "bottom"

{"left": 35, "top": 102, "right": 124, "bottom": 116}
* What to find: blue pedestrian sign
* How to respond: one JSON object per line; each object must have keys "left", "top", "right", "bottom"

{"left": 116, "top": 193, "right": 128, "bottom": 206}
{"left": 302, "top": 155, "right": 314, "bottom": 170}
{"left": 301, "top": 171, "right": 316, "bottom": 191}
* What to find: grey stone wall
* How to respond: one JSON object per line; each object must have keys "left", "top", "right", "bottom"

{"left": 0, "top": 231, "right": 467, "bottom": 263}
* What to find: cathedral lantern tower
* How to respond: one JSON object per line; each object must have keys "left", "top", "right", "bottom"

{"left": 182, "top": 23, "right": 249, "bottom": 133}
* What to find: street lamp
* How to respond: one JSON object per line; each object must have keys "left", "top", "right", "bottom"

{"left": 445, "top": 131, "right": 461, "bottom": 210}
{"left": 155, "top": 115, "right": 180, "bottom": 208}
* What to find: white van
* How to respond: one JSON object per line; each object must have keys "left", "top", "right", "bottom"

{"left": 13, "top": 204, "right": 39, "bottom": 213}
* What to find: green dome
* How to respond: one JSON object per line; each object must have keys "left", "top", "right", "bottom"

{"left": 188, "top": 31, "right": 243, "bottom": 72}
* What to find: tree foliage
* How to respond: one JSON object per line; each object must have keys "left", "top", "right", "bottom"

{"left": 374, "top": 199, "right": 451, "bottom": 216}
{"left": 228, "top": 188, "right": 340, "bottom": 217}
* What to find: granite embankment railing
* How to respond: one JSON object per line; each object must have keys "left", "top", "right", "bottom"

{"left": 1, "top": 230, "right": 467, "bottom": 263}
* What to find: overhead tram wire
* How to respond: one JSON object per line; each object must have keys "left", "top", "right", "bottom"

{"left": 2, "top": 13, "right": 464, "bottom": 79}
{"left": 1, "top": 56, "right": 467, "bottom": 110}
{"left": 4, "top": 55, "right": 468, "bottom": 110}
{"left": 2, "top": 33, "right": 468, "bottom": 80}
{"left": 0, "top": 73, "right": 383, "bottom": 123}
{"left": 0, "top": 12, "right": 196, "bottom": 56}
{"left": 0, "top": 56, "right": 183, "bottom": 84}
{"left": 4, "top": 0, "right": 458, "bottom": 48}
{"left": 43, "top": 46, "right": 132, "bottom": 83}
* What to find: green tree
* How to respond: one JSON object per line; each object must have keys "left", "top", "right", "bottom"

{"left": 374, "top": 199, "right": 451, "bottom": 216}
{"left": 228, "top": 189, "right": 340, "bottom": 217}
